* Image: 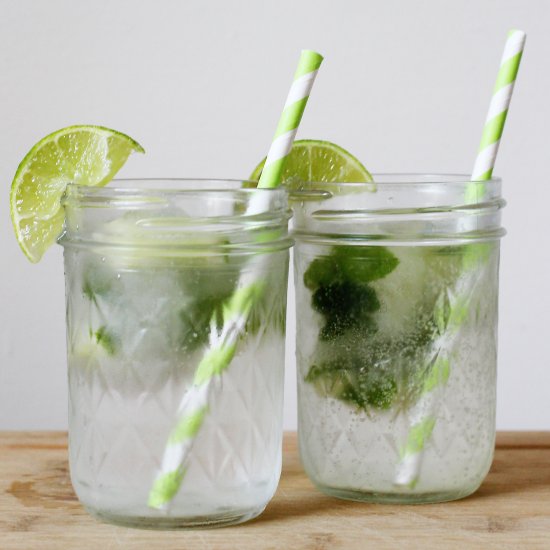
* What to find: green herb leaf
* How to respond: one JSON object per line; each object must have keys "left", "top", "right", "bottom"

{"left": 94, "top": 325, "right": 118, "bottom": 355}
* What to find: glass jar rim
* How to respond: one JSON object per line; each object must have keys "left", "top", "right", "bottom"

{"left": 64, "top": 178, "right": 284, "bottom": 199}
{"left": 288, "top": 173, "right": 501, "bottom": 192}
{"left": 305, "top": 173, "right": 501, "bottom": 184}
{"left": 61, "top": 178, "right": 292, "bottom": 254}
{"left": 290, "top": 173, "right": 504, "bottom": 245}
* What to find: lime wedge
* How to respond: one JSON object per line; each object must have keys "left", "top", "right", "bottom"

{"left": 249, "top": 139, "right": 373, "bottom": 188}
{"left": 10, "top": 125, "right": 144, "bottom": 262}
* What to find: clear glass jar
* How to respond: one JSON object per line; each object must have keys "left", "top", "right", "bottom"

{"left": 59, "top": 179, "right": 291, "bottom": 528}
{"left": 292, "top": 175, "right": 504, "bottom": 503}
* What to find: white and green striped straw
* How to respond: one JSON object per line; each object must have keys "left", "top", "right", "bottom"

{"left": 258, "top": 50, "right": 324, "bottom": 188}
{"left": 394, "top": 29, "right": 526, "bottom": 487}
{"left": 468, "top": 29, "right": 526, "bottom": 198}
{"left": 148, "top": 49, "right": 323, "bottom": 510}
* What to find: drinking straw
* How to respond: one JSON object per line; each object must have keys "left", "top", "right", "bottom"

{"left": 394, "top": 29, "right": 526, "bottom": 488}
{"left": 471, "top": 30, "right": 527, "bottom": 183}
{"left": 148, "top": 50, "right": 323, "bottom": 509}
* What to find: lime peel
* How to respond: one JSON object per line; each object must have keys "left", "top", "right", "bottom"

{"left": 249, "top": 139, "right": 373, "bottom": 191}
{"left": 10, "top": 125, "right": 144, "bottom": 263}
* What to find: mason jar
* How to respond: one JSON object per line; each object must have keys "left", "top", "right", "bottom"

{"left": 59, "top": 179, "right": 291, "bottom": 528}
{"left": 292, "top": 175, "right": 504, "bottom": 503}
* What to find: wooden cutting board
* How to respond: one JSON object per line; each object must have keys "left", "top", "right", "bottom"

{"left": 1, "top": 432, "right": 549, "bottom": 549}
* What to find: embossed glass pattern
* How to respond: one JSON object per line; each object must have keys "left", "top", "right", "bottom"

{"left": 292, "top": 175, "right": 504, "bottom": 503}
{"left": 61, "top": 180, "right": 290, "bottom": 528}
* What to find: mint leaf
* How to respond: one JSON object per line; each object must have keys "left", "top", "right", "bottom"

{"left": 303, "top": 246, "right": 398, "bottom": 291}
{"left": 82, "top": 261, "right": 117, "bottom": 302}
{"left": 334, "top": 245, "right": 399, "bottom": 283}
{"left": 312, "top": 281, "right": 379, "bottom": 340}
{"left": 304, "top": 245, "right": 400, "bottom": 408}
{"left": 303, "top": 244, "right": 469, "bottom": 412}
{"left": 176, "top": 268, "right": 236, "bottom": 351}
{"left": 178, "top": 296, "right": 223, "bottom": 351}
{"left": 94, "top": 325, "right": 118, "bottom": 355}
{"left": 304, "top": 255, "right": 340, "bottom": 290}
{"left": 306, "top": 355, "right": 398, "bottom": 410}
{"left": 306, "top": 359, "right": 367, "bottom": 409}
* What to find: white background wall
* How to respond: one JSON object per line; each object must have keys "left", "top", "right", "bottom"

{"left": 0, "top": 0, "right": 548, "bottom": 431}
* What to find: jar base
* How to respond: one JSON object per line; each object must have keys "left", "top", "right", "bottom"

{"left": 315, "top": 484, "right": 479, "bottom": 505}
{"left": 85, "top": 505, "right": 266, "bottom": 530}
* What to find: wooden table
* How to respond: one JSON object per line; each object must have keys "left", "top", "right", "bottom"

{"left": 1, "top": 432, "right": 549, "bottom": 549}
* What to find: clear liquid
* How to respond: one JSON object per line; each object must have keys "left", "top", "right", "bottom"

{"left": 65, "top": 248, "right": 287, "bottom": 526}
{"left": 295, "top": 244, "right": 499, "bottom": 502}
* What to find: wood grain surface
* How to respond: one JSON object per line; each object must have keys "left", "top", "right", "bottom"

{"left": 1, "top": 432, "right": 549, "bottom": 549}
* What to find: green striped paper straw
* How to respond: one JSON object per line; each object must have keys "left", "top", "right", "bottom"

{"left": 393, "top": 273, "right": 481, "bottom": 487}
{"left": 468, "top": 29, "right": 526, "bottom": 198}
{"left": 394, "top": 29, "right": 526, "bottom": 488}
{"left": 148, "top": 50, "right": 323, "bottom": 510}
{"left": 258, "top": 50, "right": 324, "bottom": 189}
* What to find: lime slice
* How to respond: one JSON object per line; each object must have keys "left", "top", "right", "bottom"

{"left": 249, "top": 139, "right": 373, "bottom": 188}
{"left": 10, "top": 125, "right": 144, "bottom": 262}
